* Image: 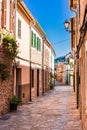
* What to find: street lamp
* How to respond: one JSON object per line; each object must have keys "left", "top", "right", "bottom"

{"left": 64, "top": 20, "right": 70, "bottom": 32}
{"left": 64, "top": 20, "right": 75, "bottom": 34}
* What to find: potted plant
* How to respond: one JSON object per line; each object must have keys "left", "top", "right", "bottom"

{"left": 10, "top": 96, "right": 22, "bottom": 111}
{"left": 50, "top": 82, "right": 54, "bottom": 90}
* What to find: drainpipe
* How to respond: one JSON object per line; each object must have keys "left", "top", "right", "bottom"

{"left": 29, "top": 21, "right": 36, "bottom": 101}
{"left": 29, "top": 25, "right": 32, "bottom": 101}
{"left": 14, "top": 0, "right": 17, "bottom": 39}
{"left": 13, "top": 0, "right": 17, "bottom": 96}
{"left": 42, "top": 35, "right": 45, "bottom": 94}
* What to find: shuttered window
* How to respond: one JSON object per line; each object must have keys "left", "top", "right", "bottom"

{"left": 34, "top": 33, "right": 36, "bottom": 48}
{"left": 31, "top": 31, "right": 41, "bottom": 51}
{"left": 37, "top": 37, "right": 41, "bottom": 51}
{"left": 18, "top": 19, "right": 21, "bottom": 38}
{"left": 39, "top": 39, "right": 41, "bottom": 51}
{"left": 31, "top": 31, "right": 33, "bottom": 46}
{"left": 37, "top": 37, "right": 39, "bottom": 50}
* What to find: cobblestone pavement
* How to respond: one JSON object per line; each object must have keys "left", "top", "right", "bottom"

{"left": 0, "top": 84, "right": 82, "bottom": 130}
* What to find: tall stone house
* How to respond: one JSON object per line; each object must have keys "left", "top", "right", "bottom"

{"left": 0, "top": 0, "right": 55, "bottom": 115}
{"left": 55, "top": 52, "right": 74, "bottom": 85}
{"left": 69, "top": 0, "right": 87, "bottom": 129}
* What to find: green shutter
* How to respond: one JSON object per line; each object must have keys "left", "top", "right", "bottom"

{"left": 37, "top": 37, "right": 39, "bottom": 50}
{"left": 36, "top": 37, "right": 41, "bottom": 51}
{"left": 34, "top": 33, "right": 36, "bottom": 48}
{"left": 38, "top": 39, "right": 40, "bottom": 51}
{"left": 39, "top": 39, "right": 41, "bottom": 51}
{"left": 31, "top": 31, "right": 33, "bottom": 46}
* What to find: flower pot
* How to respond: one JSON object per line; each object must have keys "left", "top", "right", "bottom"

{"left": 10, "top": 103, "right": 17, "bottom": 111}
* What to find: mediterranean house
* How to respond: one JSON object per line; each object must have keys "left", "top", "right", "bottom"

{"left": 55, "top": 52, "right": 74, "bottom": 85}
{"left": 69, "top": 0, "right": 87, "bottom": 129}
{"left": 0, "top": 0, "right": 55, "bottom": 115}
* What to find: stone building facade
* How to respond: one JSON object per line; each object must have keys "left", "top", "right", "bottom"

{"left": 0, "top": 47, "right": 13, "bottom": 115}
{"left": 56, "top": 63, "right": 66, "bottom": 84}
{"left": 0, "top": 0, "right": 15, "bottom": 115}
{"left": 69, "top": 0, "right": 87, "bottom": 129}
{"left": 55, "top": 52, "right": 74, "bottom": 85}
{"left": 0, "top": 0, "right": 55, "bottom": 115}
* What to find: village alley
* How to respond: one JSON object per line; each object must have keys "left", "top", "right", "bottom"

{"left": 0, "top": 83, "right": 82, "bottom": 130}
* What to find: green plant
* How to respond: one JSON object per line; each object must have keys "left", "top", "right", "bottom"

{"left": 69, "top": 74, "right": 74, "bottom": 77}
{"left": 50, "top": 82, "right": 54, "bottom": 89}
{"left": 50, "top": 73, "right": 56, "bottom": 79}
{"left": 3, "top": 34, "right": 18, "bottom": 59}
{"left": 0, "top": 63, "right": 10, "bottom": 80}
{"left": 10, "top": 96, "right": 22, "bottom": 105}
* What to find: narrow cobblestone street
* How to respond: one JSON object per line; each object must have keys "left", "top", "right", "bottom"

{"left": 0, "top": 83, "right": 82, "bottom": 130}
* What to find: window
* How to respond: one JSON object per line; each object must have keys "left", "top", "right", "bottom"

{"left": 31, "top": 31, "right": 37, "bottom": 48}
{"left": 34, "top": 33, "right": 36, "bottom": 48}
{"left": 31, "top": 31, "right": 41, "bottom": 51}
{"left": 37, "top": 37, "right": 41, "bottom": 51}
{"left": 18, "top": 19, "right": 21, "bottom": 38}
{"left": 39, "top": 39, "right": 41, "bottom": 51}
{"left": 31, "top": 31, "right": 33, "bottom": 46}
{"left": 37, "top": 37, "right": 39, "bottom": 50}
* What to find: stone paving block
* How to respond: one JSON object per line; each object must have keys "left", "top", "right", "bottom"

{"left": 0, "top": 84, "right": 82, "bottom": 130}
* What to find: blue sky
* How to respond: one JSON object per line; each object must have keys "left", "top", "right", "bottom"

{"left": 23, "top": 0, "right": 75, "bottom": 58}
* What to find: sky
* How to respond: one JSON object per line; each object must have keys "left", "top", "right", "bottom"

{"left": 23, "top": 0, "right": 75, "bottom": 58}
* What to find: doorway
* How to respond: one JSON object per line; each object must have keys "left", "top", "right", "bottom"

{"left": 16, "top": 68, "right": 21, "bottom": 99}
{"left": 37, "top": 69, "right": 39, "bottom": 96}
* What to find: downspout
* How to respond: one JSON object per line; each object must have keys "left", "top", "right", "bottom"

{"left": 29, "top": 23, "right": 32, "bottom": 102}
{"left": 13, "top": 0, "right": 17, "bottom": 96}
{"left": 42, "top": 36, "right": 45, "bottom": 94}
{"left": 29, "top": 21, "right": 36, "bottom": 101}
{"left": 14, "top": 0, "right": 17, "bottom": 39}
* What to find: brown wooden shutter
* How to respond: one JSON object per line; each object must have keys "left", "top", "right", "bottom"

{"left": 10, "top": 0, "right": 14, "bottom": 32}
{"left": 18, "top": 19, "right": 21, "bottom": 38}
{"left": 2, "top": 0, "right": 7, "bottom": 28}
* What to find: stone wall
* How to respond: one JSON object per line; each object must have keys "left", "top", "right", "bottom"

{"left": 79, "top": 1, "right": 87, "bottom": 130}
{"left": 0, "top": 46, "right": 13, "bottom": 115}
{"left": 56, "top": 63, "right": 66, "bottom": 84}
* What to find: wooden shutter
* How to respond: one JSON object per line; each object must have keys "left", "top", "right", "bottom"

{"left": 2, "top": 0, "right": 7, "bottom": 28}
{"left": 34, "top": 33, "right": 36, "bottom": 48}
{"left": 39, "top": 39, "right": 41, "bottom": 51}
{"left": 31, "top": 31, "right": 33, "bottom": 46}
{"left": 10, "top": 0, "right": 14, "bottom": 32}
{"left": 18, "top": 19, "right": 21, "bottom": 38}
{"left": 37, "top": 37, "right": 39, "bottom": 50}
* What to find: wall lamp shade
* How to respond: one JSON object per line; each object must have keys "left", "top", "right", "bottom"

{"left": 64, "top": 20, "right": 70, "bottom": 31}
{"left": 64, "top": 20, "right": 75, "bottom": 34}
